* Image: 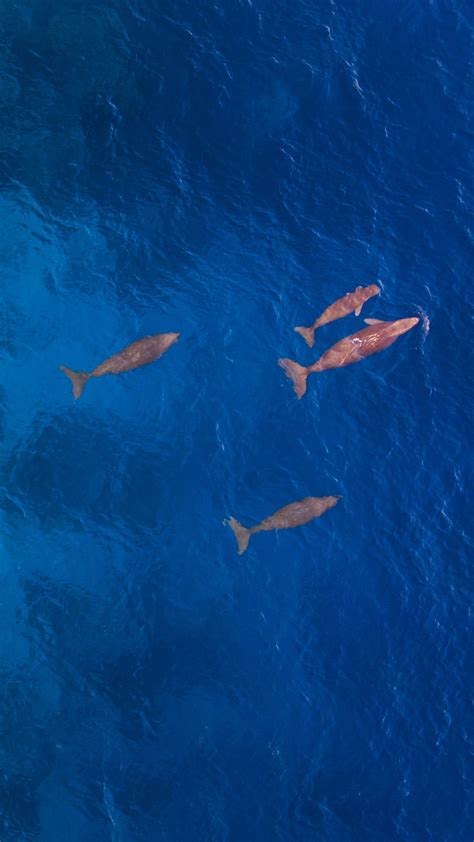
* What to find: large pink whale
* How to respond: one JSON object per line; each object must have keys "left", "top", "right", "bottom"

{"left": 60, "top": 332, "right": 180, "bottom": 399}
{"left": 224, "top": 495, "right": 340, "bottom": 554}
{"left": 279, "top": 317, "right": 419, "bottom": 399}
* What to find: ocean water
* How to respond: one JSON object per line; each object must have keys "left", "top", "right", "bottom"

{"left": 0, "top": 0, "right": 472, "bottom": 839}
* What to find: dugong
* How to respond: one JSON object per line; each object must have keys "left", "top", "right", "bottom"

{"left": 224, "top": 495, "right": 340, "bottom": 555}
{"left": 60, "top": 332, "right": 180, "bottom": 399}
{"left": 280, "top": 317, "right": 419, "bottom": 399}
{"left": 295, "top": 284, "right": 380, "bottom": 348}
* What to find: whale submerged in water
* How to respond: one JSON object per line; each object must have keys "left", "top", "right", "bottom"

{"left": 60, "top": 332, "right": 180, "bottom": 399}
{"left": 224, "top": 495, "right": 340, "bottom": 554}
{"left": 280, "top": 317, "right": 419, "bottom": 399}
{"left": 295, "top": 284, "right": 380, "bottom": 348}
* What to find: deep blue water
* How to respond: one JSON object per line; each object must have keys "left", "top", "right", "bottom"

{"left": 1, "top": 0, "right": 473, "bottom": 839}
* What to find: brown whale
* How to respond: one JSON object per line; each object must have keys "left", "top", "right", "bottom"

{"left": 224, "top": 495, "right": 340, "bottom": 555}
{"left": 279, "top": 317, "right": 419, "bottom": 399}
{"left": 295, "top": 284, "right": 380, "bottom": 347}
{"left": 60, "top": 332, "right": 180, "bottom": 399}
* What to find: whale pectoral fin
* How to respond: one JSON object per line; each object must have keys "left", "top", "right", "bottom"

{"left": 364, "top": 318, "right": 386, "bottom": 325}
{"left": 355, "top": 305, "right": 362, "bottom": 316}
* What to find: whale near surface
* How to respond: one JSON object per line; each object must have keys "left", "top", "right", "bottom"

{"left": 225, "top": 495, "right": 340, "bottom": 554}
{"left": 279, "top": 317, "right": 420, "bottom": 398}
{"left": 294, "top": 283, "right": 380, "bottom": 347}
{"left": 60, "top": 332, "right": 180, "bottom": 399}
{"left": 0, "top": 1, "right": 471, "bottom": 841}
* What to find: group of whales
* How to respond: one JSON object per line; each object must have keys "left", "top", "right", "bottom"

{"left": 279, "top": 283, "right": 419, "bottom": 400}
{"left": 60, "top": 284, "right": 420, "bottom": 555}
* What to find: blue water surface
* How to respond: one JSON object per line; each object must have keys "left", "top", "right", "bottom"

{"left": 1, "top": 0, "right": 472, "bottom": 839}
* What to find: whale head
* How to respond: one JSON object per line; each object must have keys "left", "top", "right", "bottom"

{"left": 324, "top": 495, "right": 342, "bottom": 510}
{"left": 393, "top": 317, "right": 420, "bottom": 335}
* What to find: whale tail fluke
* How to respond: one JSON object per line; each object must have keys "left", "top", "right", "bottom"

{"left": 294, "top": 325, "right": 315, "bottom": 348}
{"left": 278, "top": 358, "right": 308, "bottom": 399}
{"left": 224, "top": 516, "right": 251, "bottom": 555}
{"left": 59, "top": 366, "right": 89, "bottom": 400}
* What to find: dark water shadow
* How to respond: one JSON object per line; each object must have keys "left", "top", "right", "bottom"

{"left": 0, "top": 664, "right": 58, "bottom": 840}
{"left": 3, "top": 410, "right": 175, "bottom": 532}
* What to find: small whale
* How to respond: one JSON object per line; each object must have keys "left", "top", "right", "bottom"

{"left": 224, "top": 495, "right": 340, "bottom": 555}
{"left": 279, "top": 317, "right": 419, "bottom": 399}
{"left": 60, "top": 332, "right": 180, "bottom": 399}
{"left": 295, "top": 284, "right": 380, "bottom": 347}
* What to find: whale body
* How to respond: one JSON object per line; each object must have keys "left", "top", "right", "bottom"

{"left": 224, "top": 495, "right": 340, "bottom": 554}
{"left": 60, "top": 332, "right": 180, "bottom": 399}
{"left": 295, "top": 284, "right": 380, "bottom": 348}
{"left": 280, "top": 317, "right": 419, "bottom": 399}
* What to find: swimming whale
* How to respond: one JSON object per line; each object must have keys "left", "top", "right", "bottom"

{"left": 295, "top": 284, "right": 380, "bottom": 347}
{"left": 224, "top": 495, "right": 340, "bottom": 554}
{"left": 279, "top": 317, "right": 419, "bottom": 399}
{"left": 60, "top": 332, "right": 180, "bottom": 399}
